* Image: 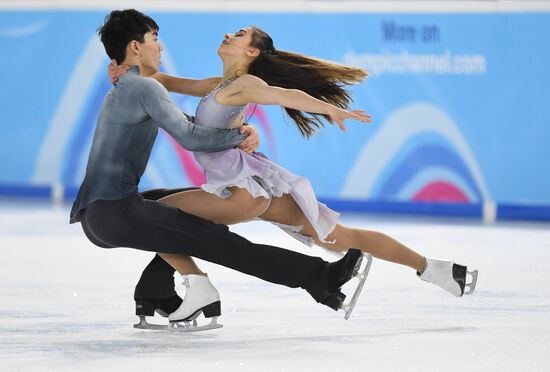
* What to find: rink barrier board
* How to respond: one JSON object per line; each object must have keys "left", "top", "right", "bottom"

{"left": 319, "top": 198, "right": 483, "bottom": 218}
{"left": 495, "top": 204, "right": 550, "bottom": 222}
{"left": 1, "top": 183, "right": 549, "bottom": 222}
{"left": 0, "top": 184, "right": 51, "bottom": 198}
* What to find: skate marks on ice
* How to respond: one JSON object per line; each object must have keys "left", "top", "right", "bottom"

{"left": 1, "top": 320, "right": 480, "bottom": 369}
{"left": 1, "top": 287, "right": 549, "bottom": 371}
{"left": 2, "top": 205, "right": 550, "bottom": 371}
{"left": 425, "top": 289, "right": 550, "bottom": 314}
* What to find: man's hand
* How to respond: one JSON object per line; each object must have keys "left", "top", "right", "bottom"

{"left": 108, "top": 59, "right": 130, "bottom": 84}
{"left": 237, "top": 125, "right": 260, "bottom": 153}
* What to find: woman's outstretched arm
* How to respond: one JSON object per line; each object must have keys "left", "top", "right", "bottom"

{"left": 223, "top": 74, "right": 371, "bottom": 131}
{"left": 151, "top": 73, "right": 221, "bottom": 97}
{"left": 108, "top": 59, "right": 221, "bottom": 97}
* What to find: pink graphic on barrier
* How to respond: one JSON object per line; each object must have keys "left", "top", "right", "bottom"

{"left": 163, "top": 130, "right": 206, "bottom": 186}
{"left": 412, "top": 181, "right": 469, "bottom": 203}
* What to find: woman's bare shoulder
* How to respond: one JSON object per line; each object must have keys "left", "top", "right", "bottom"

{"left": 235, "top": 74, "right": 268, "bottom": 87}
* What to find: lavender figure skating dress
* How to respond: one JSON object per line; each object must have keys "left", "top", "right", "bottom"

{"left": 193, "top": 78, "right": 340, "bottom": 245}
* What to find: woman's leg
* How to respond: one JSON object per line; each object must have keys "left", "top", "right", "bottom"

{"left": 139, "top": 188, "right": 208, "bottom": 276}
{"left": 159, "top": 187, "right": 270, "bottom": 225}
{"left": 156, "top": 187, "right": 271, "bottom": 274}
{"left": 134, "top": 187, "right": 314, "bottom": 322}
{"left": 259, "top": 194, "right": 426, "bottom": 273}
{"left": 157, "top": 252, "right": 204, "bottom": 275}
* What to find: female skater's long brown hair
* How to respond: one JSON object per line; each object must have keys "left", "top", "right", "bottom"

{"left": 247, "top": 26, "right": 368, "bottom": 137}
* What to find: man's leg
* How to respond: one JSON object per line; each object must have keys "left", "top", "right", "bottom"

{"left": 133, "top": 188, "right": 199, "bottom": 316}
{"left": 134, "top": 254, "right": 183, "bottom": 316}
{"left": 83, "top": 194, "right": 357, "bottom": 301}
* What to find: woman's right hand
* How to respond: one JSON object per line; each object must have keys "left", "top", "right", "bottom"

{"left": 328, "top": 107, "right": 372, "bottom": 132}
{"left": 108, "top": 59, "right": 130, "bottom": 84}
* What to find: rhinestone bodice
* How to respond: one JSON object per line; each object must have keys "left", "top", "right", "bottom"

{"left": 194, "top": 77, "right": 247, "bottom": 129}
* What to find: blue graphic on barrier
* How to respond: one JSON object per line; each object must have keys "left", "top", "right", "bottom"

{"left": 0, "top": 11, "right": 549, "bottom": 220}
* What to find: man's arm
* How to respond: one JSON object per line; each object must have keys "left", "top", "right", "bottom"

{"left": 151, "top": 73, "right": 221, "bottom": 97}
{"left": 139, "top": 78, "right": 245, "bottom": 152}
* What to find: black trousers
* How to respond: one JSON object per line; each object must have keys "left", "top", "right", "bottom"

{"left": 80, "top": 189, "right": 334, "bottom": 301}
{"left": 134, "top": 188, "right": 196, "bottom": 301}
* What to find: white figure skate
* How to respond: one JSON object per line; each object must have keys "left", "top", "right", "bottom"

{"left": 168, "top": 274, "right": 223, "bottom": 332}
{"left": 419, "top": 258, "right": 478, "bottom": 297}
{"left": 133, "top": 274, "right": 222, "bottom": 332}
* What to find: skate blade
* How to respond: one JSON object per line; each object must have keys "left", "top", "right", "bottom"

{"left": 463, "top": 269, "right": 478, "bottom": 295}
{"left": 133, "top": 316, "right": 169, "bottom": 330}
{"left": 133, "top": 316, "right": 223, "bottom": 332}
{"left": 352, "top": 253, "right": 364, "bottom": 278}
{"left": 341, "top": 253, "right": 372, "bottom": 320}
{"left": 169, "top": 317, "right": 223, "bottom": 332}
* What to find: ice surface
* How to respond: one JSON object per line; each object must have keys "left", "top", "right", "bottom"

{"left": 1, "top": 200, "right": 549, "bottom": 371}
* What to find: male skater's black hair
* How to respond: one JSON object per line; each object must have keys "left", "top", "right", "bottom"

{"left": 98, "top": 9, "right": 159, "bottom": 64}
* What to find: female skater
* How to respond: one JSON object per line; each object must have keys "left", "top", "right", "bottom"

{"left": 112, "top": 26, "right": 477, "bottom": 322}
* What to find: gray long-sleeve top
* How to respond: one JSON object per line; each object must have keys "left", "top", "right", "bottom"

{"left": 69, "top": 65, "right": 245, "bottom": 223}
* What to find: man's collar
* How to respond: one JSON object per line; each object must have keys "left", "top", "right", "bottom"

{"left": 128, "top": 65, "right": 140, "bottom": 75}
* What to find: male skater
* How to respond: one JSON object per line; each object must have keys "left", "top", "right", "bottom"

{"left": 70, "top": 9, "right": 364, "bottom": 329}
